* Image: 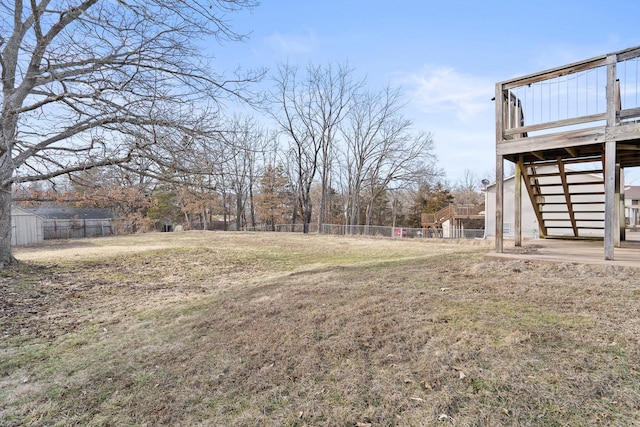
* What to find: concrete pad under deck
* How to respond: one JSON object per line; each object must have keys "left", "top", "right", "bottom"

{"left": 485, "top": 236, "right": 640, "bottom": 268}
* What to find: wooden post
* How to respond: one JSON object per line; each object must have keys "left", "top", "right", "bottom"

{"left": 514, "top": 160, "right": 522, "bottom": 246}
{"left": 604, "top": 54, "right": 617, "bottom": 260}
{"left": 619, "top": 167, "right": 626, "bottom": 243}
{"left": 496, "top": 155, "right": 504, "bottom": 252}
{"left": 495, "top": 83, "right": 505, "bottom": 253}
{"left": 614, "top": 163, "right": 621, "bottom": 247}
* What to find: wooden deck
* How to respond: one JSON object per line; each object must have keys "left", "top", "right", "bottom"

{"left": 486, "top": 237, "right": 640, "bottom": 269}
{"left": 421, "top": 204, "right": 484, "bottom": 228}
{"left": 495, "top": 46, "right": 640, "bottom": 260}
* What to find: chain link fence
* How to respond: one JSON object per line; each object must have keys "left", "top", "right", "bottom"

{"left": 245, "top": 223, "right": 486, "bottom": 240}
{"left": 43, "top": 218, "right": 126, "bottom": 240}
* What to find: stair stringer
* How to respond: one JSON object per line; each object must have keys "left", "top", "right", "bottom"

{"left": 518, "top": 156, "right": 605, "bottom": 239}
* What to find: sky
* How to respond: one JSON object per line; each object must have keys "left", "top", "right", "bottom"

{"left": 212, "top": 0, "right": 640, "bottom": 186}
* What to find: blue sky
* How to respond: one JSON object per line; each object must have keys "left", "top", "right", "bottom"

{"left": 214, "top": 1, "right": 640, "bottom": 185}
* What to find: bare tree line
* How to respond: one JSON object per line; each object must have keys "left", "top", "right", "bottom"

{"left": 1, "top": 1, "right": 482, "bottom": 267}
{"left": 267, "top": 62, "right": 442, "bottom": 234}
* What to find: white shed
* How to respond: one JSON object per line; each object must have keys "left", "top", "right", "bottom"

{"left": 12, "top": 206, "right": 44, "bottom": 246}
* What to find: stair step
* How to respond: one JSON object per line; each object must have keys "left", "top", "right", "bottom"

{"left": 545, "top": 225, "right": 604, "bottom": 229}
{"left": 537, "top": 201, "right": 604, "bottom": 205}
{"left": 528, "top": 169, "right": 603, "bottom": 178}
{"left": 542, "top": 218, "right": 604, "bottom": 222}
{"left": 531, "top": 181, "right": 604, "bottom": 187}
{"left": 540, "top": 209, "right": 605, "bottom": 213}
{"left": 536, "top": 192, "right": 605, "bottom": 196}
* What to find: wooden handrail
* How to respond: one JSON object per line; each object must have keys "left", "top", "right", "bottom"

{"left": 421, "top": 204, "right": 485, "bottom": 226}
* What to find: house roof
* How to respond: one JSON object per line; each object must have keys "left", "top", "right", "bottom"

{"left": 625, "top": 186, "right": 640, "bottom": 199}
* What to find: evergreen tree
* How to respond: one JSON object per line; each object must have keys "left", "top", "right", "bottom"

{"left": 255, "top": 165, "right": 294, "bottom": 230}
{"left": 407, "top": 182, "right": 454, "bottom": 227}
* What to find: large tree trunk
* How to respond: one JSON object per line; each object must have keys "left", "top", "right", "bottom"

{"left": 0, "top": 181, "right": 16, "bottom": 267}
{"left": 364, "top": 201, "right": 374, "bottom": 234}
{"left": 249, "top": 173, "right": 256, "bottom": 227}
{"left": 235, "top": 193, "right": 242, "bottom": 231}
{"left": 303, "top": 196, "right": 312, "bottom": 234}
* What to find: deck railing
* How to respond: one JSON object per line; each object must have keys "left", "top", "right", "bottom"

{"left": 497, "top": 46, "right": 640, "bottom": 144}
{"left": 421, "top": 204, "right": 485, "bottom": 226}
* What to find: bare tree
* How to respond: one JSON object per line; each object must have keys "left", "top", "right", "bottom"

{"left": 267, "top": 62, "right": 360, "bottom": 233}
{"left": 219, "top": 116, "right": 267, "bottom": 231}
{"left": 339, "top": 85, "right": 404, "bottom": 232}
{"left": 0, "top": 1, "right": 262, "bottom": 265}
{"left": 339, "top": 85, "right": 440, "bottom": 231}
{"left": 452, "top": 169, "right": 484, "bottom": 205}
{"left": 360, "top": 129, "right": 437, "bottom": 229}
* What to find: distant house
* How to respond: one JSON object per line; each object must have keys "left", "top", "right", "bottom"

{"left": 11, "top": 206, "right": 44, "bottom": 246}
{"left": 625, "top": 186, "right": 640, "bottom": 228}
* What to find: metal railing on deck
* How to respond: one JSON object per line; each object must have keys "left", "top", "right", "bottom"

{"left": 498, "top": 46, "right": 640, "bottom": 141}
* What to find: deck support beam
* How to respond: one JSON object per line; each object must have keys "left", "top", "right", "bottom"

{"left": 514, "top": 161, "right": 522, "bottom": 246}
{"left": 496, "top": 155, "right": 504, "bottom": 253}
{"left": 604, "top": 141, "right": 616, "bottom": 259}
{"left": 604, "top": 54, "right": 617, "bottom": 260}
{"left": 495, "top": 82, "right": 505, "bottom": 253}
{"left": 619, "top": 167, "right": 626, "bottom": 243}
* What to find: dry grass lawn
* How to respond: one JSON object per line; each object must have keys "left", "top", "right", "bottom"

{"left": 1, "top": 231, "right": 639, "bottom": 426}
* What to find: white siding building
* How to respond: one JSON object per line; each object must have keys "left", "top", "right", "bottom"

{"left": 11, "top": 206, "right": 44, "bottom": 246}
{"left": 484, "top": 175, "right": 540, "bottom": 240}
{"left": 625, "top": 186, "right": 640, "bottom": 226}
{"left": 485, "top": 167, "right": 607, "bottom": 240}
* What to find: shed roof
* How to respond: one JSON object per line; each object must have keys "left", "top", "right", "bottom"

{"left": 27, "top": 207, "right": 116, "bottom": 219}
{"left": 11, "top": 206, "right": 42, "bottom": 217}
{"left": 624, "top": 186, "right": 640, "bottom": 200}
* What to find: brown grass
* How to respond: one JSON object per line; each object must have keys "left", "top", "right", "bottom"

{"left": 1, "top": 231, "right": 639, "bottom": 426}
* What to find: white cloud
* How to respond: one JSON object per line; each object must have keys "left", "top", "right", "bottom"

{"left": 399, "top": 66, "right": 494, "bottom": 122}
{"left": 394, "top": 66, "right": 498, "bottom": 182}
{"left": 266, "top": 32, "right": 316, "bottom": 54}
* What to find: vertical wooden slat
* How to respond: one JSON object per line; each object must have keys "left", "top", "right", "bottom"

{"left": 495, "top": 83, "right": 505, "bottom": 253}
{"left": 557, "top": 157, "right": 579, "bottom": 237}
{"left": 518, "top": 159, "right": 547, "bottom": 237}
{"left": 604, "top": 54, "right": 617, "bottom": 260}
{"left": 496, "top": 155, "right": 504, "bottom": 252}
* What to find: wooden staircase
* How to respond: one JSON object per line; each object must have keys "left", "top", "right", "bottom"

{"left": 518, "top": 155, "right": 605, "bottom": 239}
{"left": 421, "top": 204, "right": 485, "bottom": 228}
